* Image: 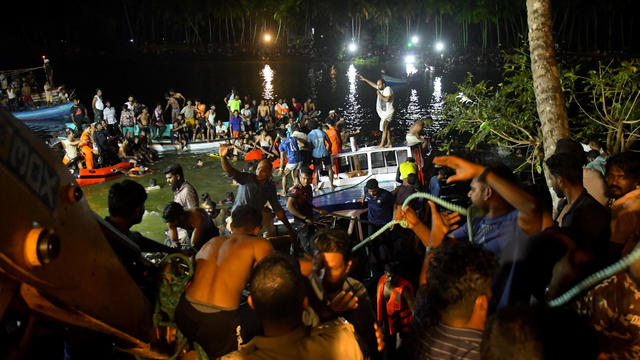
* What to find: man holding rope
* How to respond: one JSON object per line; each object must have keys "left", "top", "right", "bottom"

{"left": 395, "top": 156, "right": 547, "bottom": 310}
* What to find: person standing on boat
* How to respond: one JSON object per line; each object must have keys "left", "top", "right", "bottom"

{"left": 152, "top": 103, "right": 165, "bottom": 140}
{"left": 278, "top": 132, "right": 303, "bottom": 197}
{"left": 165, "top": 94, "right": 180, "bottom": 123}
{"left": 43, "top": 81, "right": 53, "bottom": 106}
{"left": 360, "top": 179, "right": 395, "bottom": 268}
{"left": 308, "top": 121, "right": 335, "bottom": 191}
{"left": 103, "top": 101, "right": 117, "bottom": 136}
{"left": 70, "top": 98, "right": 87, "bottom": 131}
{"left": 205, "top": 104, "right": 217, "bottom": 142}
{"left": 79, "top": 124, "right": 96, "bottom": 169}
{"left": 92, "top": 88, "right": 104, "bottom": 123}
{"left": 120, "top": 104, "right": 135, "bottom": 138}
{"left": 359, "top": 76, "right": 394, "bottom": 148}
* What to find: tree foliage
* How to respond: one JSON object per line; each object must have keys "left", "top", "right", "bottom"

{"left": 573, "top": 60, "right": 640, "bottom": 153}
{"left": 439, "top": 47, "right": 576, "bottom": 177}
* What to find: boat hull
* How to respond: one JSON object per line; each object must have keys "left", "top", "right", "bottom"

{"left": 75, "top": 162, "right": 133, "bottom": 186}
{"left": 13, "top": 102, "right": 73, "bottom": 121}
{"left": 382, "top": 75, "right": 408, "bottom": 86}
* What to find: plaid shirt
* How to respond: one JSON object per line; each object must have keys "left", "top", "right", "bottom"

{"left": 174, "top": 181, "right": 199, "bottom": 209}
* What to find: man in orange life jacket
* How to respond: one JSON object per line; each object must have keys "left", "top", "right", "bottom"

{"left": 376, "top": 262, "right": 414, "bottom": 354}
{"left": 80, "top": 123, "right": 96, "bottom": 169}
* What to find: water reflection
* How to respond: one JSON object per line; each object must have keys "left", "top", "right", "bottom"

{"left": 405, "top": 63, "right": 418, "bottom": 77}
{"left": 341, "top": 64, "right": 361, "bottom": 130}
{"left": 261, "top": 64, "right": 274, "bottom": 100}
{"left": 430, "top": 76, "right": 443, "bottom": 114}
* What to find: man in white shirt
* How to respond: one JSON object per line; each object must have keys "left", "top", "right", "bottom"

{"left": 92, "top": 88, "right": 105, "bottom": 122}
{"left": 103, "top": 101, "right": 117, "bottom": 135}
{"left": 360, "top": 76, "right": 394, "bottom": 148}
{"left": 216, "top": 120, "right": 228, "bottom": 138}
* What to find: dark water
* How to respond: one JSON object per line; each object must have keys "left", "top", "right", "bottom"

{"left": 46, "top": 58, "right": 499, "bottom": 142}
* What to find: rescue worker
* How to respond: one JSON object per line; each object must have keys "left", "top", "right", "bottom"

{"left": 80, "top": 124, "right": 96, "bottom": 169}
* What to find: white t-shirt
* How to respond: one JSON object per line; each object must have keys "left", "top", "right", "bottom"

{"left": 94, "top": 95, "right": 104, "bottom": 110}
{"left": 376, "top": 86, "right": 394, "bottom": 120}
{"left": 207, "top": 111, "right": 216, "bottom": 126}
{"left": 103, "top": 107, "right": 117, "bottom": 124}
{"left": 216, "top": 124, "right": 227, "bottom": 134}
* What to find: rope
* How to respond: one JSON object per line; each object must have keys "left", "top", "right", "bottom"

{"left": 548, "top": 245, "right": 640, "bottom": 307}
{"left": 351, "top": 191, "right": 475, "bottom": 252}
{"left": 352, "top": 220, "right": 409, "bottom": 251}
{"left": 401, "top": 192, "right": 474, "bottom": 242}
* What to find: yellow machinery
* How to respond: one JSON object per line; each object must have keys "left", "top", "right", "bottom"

{"left": 0, "top": 109, "right": 165, "bottom": 358}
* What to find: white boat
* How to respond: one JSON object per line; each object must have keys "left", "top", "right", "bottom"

{"left": 150, "top": 140, "right": 225, "bottom": 154}
{"left": 310, "top": 143, "right": 428, "bottom": 211}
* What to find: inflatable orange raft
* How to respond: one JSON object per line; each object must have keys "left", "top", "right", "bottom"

{"left": 75, "top": 162, "right": 133, "bottom": 186}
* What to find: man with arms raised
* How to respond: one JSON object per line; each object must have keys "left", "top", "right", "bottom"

{"left": 360, "top": 76, "right": 394, "bottom": 148}
{"left": 220, "top": 145, "right": 294, "bottom": 236}
{"left": 175, "top": 205, "right": 273, "bottom": 359}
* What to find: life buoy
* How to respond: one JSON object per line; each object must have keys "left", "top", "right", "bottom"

{"left": 127, "top": 167, "right": 153, "bottom": 177}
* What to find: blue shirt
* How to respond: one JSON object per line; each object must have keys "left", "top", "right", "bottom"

{"left": 451, "top": 209, "right": 529, "bottom": 309}
{"left": 230, "top": 115, "right": 242, "bottom": 132}
{"left": 231, "top": 171, "right": 283, "bottom": 214}
{"left": 429, "top": 176, "right": 440, "bottom": 197}
{"left": 278, "top": 136, "right": 301, "bottom": 164}
{"left": 307, "top": 129, "right": 330, "bottom": 158}
{"left": 364, "top": 188, "right": 394, "bottom": 225}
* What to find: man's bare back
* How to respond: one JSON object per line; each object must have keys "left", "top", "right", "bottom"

{"left": 185, "top": 233, "right": 273, "bottom": 308}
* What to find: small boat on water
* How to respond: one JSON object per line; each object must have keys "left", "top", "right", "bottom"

{"left": 382, "top": 74, "right": 408, "bottom": 86}
{"left": 74, "top": 161, "right": 133, "bottom": 187}
{"left": 13, "top": 102, "right": 73, "bottom": 121}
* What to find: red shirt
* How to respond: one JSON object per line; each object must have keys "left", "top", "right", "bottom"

{"left": 289, "top": 184, "right": 313, "bottom": 220}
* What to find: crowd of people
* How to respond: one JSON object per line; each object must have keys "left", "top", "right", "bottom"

{"left": 100, "top": 97, "right": 640, "bottom": 360}
{"left": 13, "top": 71, "right": 634, "bottom": 359}
{"left": 0, "top": 71, "right": 70, "bottom": 111}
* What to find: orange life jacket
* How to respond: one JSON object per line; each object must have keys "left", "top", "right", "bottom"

{"left": 275, "top": 103, "right": 285, "bottom": 119}
{"left": 376, "top": 274, "right": 414, "bottom": 335}
{"left": 195, "top": 104, "right": 206, "bottom": 119}
{"left": 326, "top": 126, "right": 341, "bottom": 155}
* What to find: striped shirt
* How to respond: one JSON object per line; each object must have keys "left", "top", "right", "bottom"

{"left": 412, "top": 323, "right": 482, "bottom": 360}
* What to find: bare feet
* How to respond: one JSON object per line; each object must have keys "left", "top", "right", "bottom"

{"left": 384, "top": 144, "right": 392, "bottom": 148}
{"left": 375, "top": 144, "right": 384, "bottom": 149}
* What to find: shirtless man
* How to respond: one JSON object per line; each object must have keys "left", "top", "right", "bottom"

{"left": 175, "top": 205, "right": 273, "bottom": 359}
{"left": 137, "top": 108, "right": 151, "bottom": 144}
{"left": 165, "top": 95, "right": 180, "bottom": 123}
{"left": 257, "top": 99, "right": 270, "bottom": 129}
{"left": 406, "top": 119, "right": 429, "bottom": 150}
{"left": 162, "top": 201, "right": 219, "bottom": 250}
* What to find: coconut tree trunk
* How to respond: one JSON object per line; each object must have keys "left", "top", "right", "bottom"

{"left": 527, "top": 0, "right": 569, "bottom": 205}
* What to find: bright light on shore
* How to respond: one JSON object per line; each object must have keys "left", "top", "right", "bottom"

{"left": 264, "top": 34, "right": 272, "bottom": 42}
{"left": 411, "top": 35, "right": 419, "bottom": 44}
{"left": 405, "top": 55, "right": 416, "bottom": 64}
{"left": 348, "top": 42, "right": 357, "bottom": 53}
{"left": 435, "top": 42, "right": 444, "bottom": 52}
